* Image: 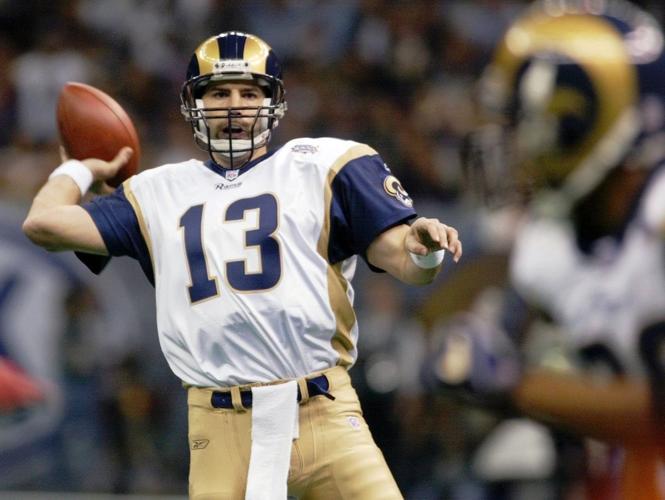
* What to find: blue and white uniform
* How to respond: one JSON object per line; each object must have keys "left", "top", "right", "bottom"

{"left": 510, "top": 166, "right": 665, "bottom": 374}
{"left": 81, "top": 138, "right": 416, "bottom": 387}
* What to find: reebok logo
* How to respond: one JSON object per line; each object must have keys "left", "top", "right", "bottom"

{"left": 215, "top": 182, "right": 242, "bottom": 190}
{"left": 191, "top": 439, "right": 209, "bottom": 450}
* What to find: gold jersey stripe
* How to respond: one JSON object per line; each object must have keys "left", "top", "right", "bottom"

{"left": 123, "top": 178, "right": 155, "bottom": 271}
{"left": 327, "top": 263, "right": 356, "bottom": 366}
{"left": 317, "top": 143, "right": 377, "bottom": 366}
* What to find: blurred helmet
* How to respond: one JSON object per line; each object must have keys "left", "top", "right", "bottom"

{"left": 180, "top": 31, "right": 287, "bottom": 165}
{"left": 467, "top": 0, "right": 665, "bottom": 212}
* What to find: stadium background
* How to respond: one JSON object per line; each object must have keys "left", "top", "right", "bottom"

{"left": 0, "top": 0, "right": 663, "bottom": 498}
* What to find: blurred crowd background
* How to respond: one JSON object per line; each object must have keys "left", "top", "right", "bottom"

{"left": 0, "top": 0, "right": 663, "bottom": 498}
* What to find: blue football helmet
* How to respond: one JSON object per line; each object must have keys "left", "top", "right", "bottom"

{"left": 466, "top": 0, "right": 665, "bottom": 212}
{"left": 180, "top": 31, "right": 287, "bottom": 166}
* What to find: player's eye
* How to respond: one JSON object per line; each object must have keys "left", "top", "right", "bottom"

{"left": 205, "top": 89, "right": 229, "bottom": 100}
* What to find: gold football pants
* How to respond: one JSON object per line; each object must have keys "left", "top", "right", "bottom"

{"left": 187, "top": 366, "right": 403, "bottom": 499}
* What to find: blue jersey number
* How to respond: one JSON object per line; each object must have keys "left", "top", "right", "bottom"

{"left": 179, "top": 204, "right": 219, "bottom": 303}
{"left": 179, "top": 194, "right": 281, "bottom": 303}
{"left": 225, "top": 193, "right": 281, "bottom": 291}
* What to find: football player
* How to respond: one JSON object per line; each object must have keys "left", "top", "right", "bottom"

{"left": 430, "top": 1, "right": 665, "bottom": 498}
{"left": 22, "top": 31, "right": 462, "bottom": 499}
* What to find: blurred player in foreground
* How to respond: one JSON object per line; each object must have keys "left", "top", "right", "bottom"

{"left": 22, "top": 31, "right": 462, "bottom": 499}
{"left": 428, "top": 1, "right": 665, "bottom": 498}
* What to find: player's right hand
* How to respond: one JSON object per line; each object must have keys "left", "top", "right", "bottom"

{"left": 59, "top": 146, "right": 133, "bottom": 194}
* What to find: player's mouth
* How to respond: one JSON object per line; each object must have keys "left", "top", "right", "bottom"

{"left": 222, "top": 125, "right": 248, "bottom": 139}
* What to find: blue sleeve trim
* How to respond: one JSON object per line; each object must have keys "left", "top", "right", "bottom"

{"left": 79, "top": 186, "right": 154, "bottom": 285}
{"left": 328, "top": 153, "right": 417, "bottom": 268}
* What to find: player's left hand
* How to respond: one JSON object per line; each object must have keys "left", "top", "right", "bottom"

{"left": 406, "top": 217, "right": 463, "bottom": 262}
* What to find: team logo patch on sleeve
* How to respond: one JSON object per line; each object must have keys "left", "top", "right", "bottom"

{"left": 383, "top": 175, "right": 413, "bottom": 207}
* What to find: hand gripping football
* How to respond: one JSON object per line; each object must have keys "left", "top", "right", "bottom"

{"left": 56, "top": 82, "right": 141, "bottom": 187}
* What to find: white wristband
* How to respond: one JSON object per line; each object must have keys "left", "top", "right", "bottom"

{"left": 48, "top": 160, "right": 94, "bottom": 196}
{"left": 409, "top": 249, "right": 445, "bottom": 269}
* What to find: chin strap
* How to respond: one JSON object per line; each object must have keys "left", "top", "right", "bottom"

{"left": 196, "top": 128, "right": 272, "bottom": 158}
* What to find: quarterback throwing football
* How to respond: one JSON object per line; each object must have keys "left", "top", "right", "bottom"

{"left": 23, "top": 32, "right": 462, "bottom": 499}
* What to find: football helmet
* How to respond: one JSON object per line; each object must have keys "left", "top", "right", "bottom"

{"left": 180, "top": 31, "right": 287, "bottom": 166}
{"left": 466, "top": 0, "right": 665, "bottom": 212}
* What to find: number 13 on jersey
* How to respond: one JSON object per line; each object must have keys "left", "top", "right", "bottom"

{"left": 179, "top": 193, "right": 282, "bottom": 303}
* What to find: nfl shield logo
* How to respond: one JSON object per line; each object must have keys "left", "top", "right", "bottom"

{"left": 226, "top": 169, "right": 239, "bottom": 181}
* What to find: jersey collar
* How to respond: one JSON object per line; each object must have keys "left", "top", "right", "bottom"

{"left": 204, "top": 148, "right": 279, "bottom": 180}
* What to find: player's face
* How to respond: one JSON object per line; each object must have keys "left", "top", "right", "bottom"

{"left": 199, "top": 81, "right": 269, "bottom": 167}
{"left": 201, "top": 82, "right": 266, "bottom": 142}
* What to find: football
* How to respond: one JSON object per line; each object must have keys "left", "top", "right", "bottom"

{"left": 56, "top": 82, "right": 141, "bottom": 187}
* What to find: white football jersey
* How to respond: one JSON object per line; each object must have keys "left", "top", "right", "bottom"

{"left": 81, "top": 138, "right": 416, "bottom": 386}
{"left": 510, "top": 168, "right": 665, "bottom": 374}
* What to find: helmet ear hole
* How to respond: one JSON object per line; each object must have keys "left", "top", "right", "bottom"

{"left": 559, "top": 114, "right": 589, "bottom": 149}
